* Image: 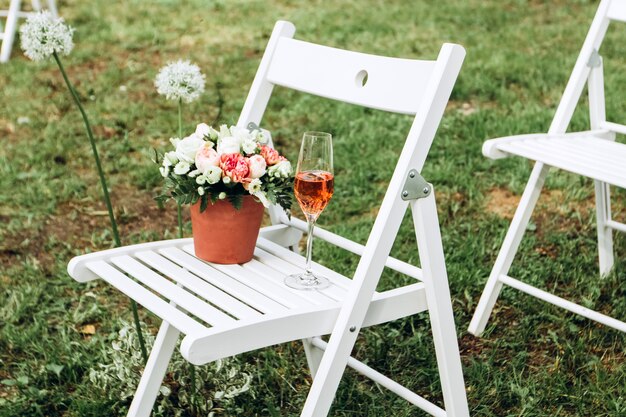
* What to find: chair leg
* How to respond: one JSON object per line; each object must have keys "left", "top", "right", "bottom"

{"left": 127, "top": 321, "right": 180, "bottom": 417}
{"left": 468, "top": 162, "right": 550, "bottom": 336}
{"left": 0, "top": 0, "right": 21, "bottom": 63}
{"left": 301, "top": 337, "right": 323, "bottom": 378}
{"left": 411, "top": 188, "right": 469, "bottom": 417}
{"left": 594, "top": 180, "right": 614, "bottom": 277}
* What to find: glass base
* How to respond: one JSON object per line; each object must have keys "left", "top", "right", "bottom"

{"left": 284, "top": 272, "right": 330, "bottom": 290}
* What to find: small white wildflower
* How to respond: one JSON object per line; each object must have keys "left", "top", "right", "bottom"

{"left": 20, "top": 11, "right": 74, "bottom": 61}
{"left": 247, "top": 178, "right": 262, "bottom": 193}
{"left": 218, "top": 192, "right": 227, "bottom": 200}
{"left": 204, "top": 166, "right": 222, "bottom": 184}
{"left": 119, "top": 85, "right": 127, "bottom": 92}
{"left": 174, "top": 161, "right": 190, "bottom": 175}
{"left": 197, "top": 186, "right": 205, "bottom": 196}
{"left": 155, "top": 60, "right": 205, "bottom": 103}
{"left": 17, "top": 116, "right": 30, "bottom": 125}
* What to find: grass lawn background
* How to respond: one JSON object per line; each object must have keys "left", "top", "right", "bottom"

{"left": 1, "top": 0, "right": 625, "bottom": 415}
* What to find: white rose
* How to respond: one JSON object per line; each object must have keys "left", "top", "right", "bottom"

{"left": 248, "top": 154, "right": 266, "bottom": 179}
{"left": 247, "top": 178, "right": 262, "bottom": 193}
{"left": 232, "top": 126, "right": 252, "bottom": 142}
{"left": 268, "top": 160, "right": 292, "bottom": 178}
{"left": 174, "top": 161, "right": 190, "bottom": 175}
{"left": 241, "top": 139, "right": 258, "bottom": 155}
{"left": 175, "top": 134, "right": 205, "bottom": 162}
{"left": 204, "top": 166, "right": 222, "bottom": 184}
{"left": 256, "top": 131, "right": 269, "bottom": 144}
{"left": 163, "top": 151, "right": 178, "bottom": 167}
{"left": 195, "top": 123, "right": 211, "bottom": 138}
{"left": 219, "top": 124, "right": 231, "bottom": 137}
{"left": 217, "top": 136, "right": 241, "bottom": 154}
{"left": 196, "top": 175, "right": 207, "bottom": 185}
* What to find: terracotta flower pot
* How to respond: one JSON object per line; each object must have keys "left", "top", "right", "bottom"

{"left": 190, "top": 195, "right": 265, "bottom": 264}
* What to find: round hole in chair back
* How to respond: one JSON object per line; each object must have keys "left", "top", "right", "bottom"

{"left": 355, "top": 70, "right": 368, "bottom": 87}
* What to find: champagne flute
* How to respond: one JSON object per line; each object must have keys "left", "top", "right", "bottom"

{"left": 285, "top": 132, "right": 334, "bottom": 290}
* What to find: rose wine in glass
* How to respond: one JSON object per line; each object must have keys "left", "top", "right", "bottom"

{"left": 285, "top": 132, "right": 334, "bottom": 290}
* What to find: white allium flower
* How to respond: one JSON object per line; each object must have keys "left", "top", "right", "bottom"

{"left": 20, "top": 11, "right": 74, "bottom": 61}
{"left": 155, "top": 60, "right": 205, "bottom": 103}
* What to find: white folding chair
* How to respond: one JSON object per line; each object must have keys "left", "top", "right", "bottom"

{"left": 469, "top": 0, "right": 626, "bottom": 337}
{"left": 0, "top": 0, "right": 57, "bottom": 63}
{"left": 68, "top": 21, "right": 468, "bottom": 417}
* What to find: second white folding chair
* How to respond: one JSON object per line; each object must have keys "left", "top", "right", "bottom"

{"left": 68, "top": 21, "right": 469, "bottom": 417}
{"left": 469, "top": 0, "right": 626, "bottom": 337}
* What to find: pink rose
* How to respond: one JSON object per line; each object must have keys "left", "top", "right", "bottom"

{"left": 195, "top": 145, "right": 219, "bottom": 174}
{"left": 248, "top": 154, "right": 267, "bottom": 179}
{"left": 220, "top": 153, "right": 249, "bottom": 183}
{"left": 260, "top": 145, "right": 281, "bottom": 165}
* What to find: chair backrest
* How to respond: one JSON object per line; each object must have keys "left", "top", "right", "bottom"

{"left": 237, "top": 20, "right": 465, "bottom": 289}
{"left": 550, "top": 0, "right": 626, "bottom": 135}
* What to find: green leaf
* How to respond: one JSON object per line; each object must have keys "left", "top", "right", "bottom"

{"left": 16, "top": 376, "right": 29, "bottom": 385}
{"left": 46, "top": 364, "right": 64, "bottom": 377}
{"left": 200, "top": 193, "right": 209, "bottom": 213}
{"left": 1, "top": 379, "right": 16, "bottom": 386}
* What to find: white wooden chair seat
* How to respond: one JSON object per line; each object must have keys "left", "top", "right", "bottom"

{"left": 483, "top": 130, "right": 626, "bottom": 189}
{"left": 68, "top": 225, "right": 427, "bottom": 365}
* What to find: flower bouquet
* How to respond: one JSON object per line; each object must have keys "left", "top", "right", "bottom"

{"left": 156, "top": 123, "right": 293, "bottom": 263}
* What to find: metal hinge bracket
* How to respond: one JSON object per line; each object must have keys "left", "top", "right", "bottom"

{"left": 401, "top": 169, "right": 431, "bottom": 200}
{"left": 587, "top": 49, "right": 602, "bottom": 68}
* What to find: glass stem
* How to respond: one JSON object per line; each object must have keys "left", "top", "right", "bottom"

{"left": 304, "top": 216, "right": 316, "bottom": 278}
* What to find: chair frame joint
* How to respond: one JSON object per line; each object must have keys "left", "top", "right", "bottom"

{"left": 587, "top": 49, "right": 602, "bottom": 68}
{"left": 401, "top": 169, "right": 431, "bottom": 201}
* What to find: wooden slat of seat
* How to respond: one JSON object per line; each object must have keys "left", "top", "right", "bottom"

{"left": 497, "top": 134, "right": 626, "bottom": 188}
{"left": 85, "top": 261, "right": 206, "bottom": 335}
{"left": 111, "top": 256, "right": 235, "bottom": 327}
{"left": 180, "top": 282, "right": 428, "bottom": 365}
{"left": 158, "top": 247, "right": 287, "bottom": 314}
{"left": 252, "top": 247, "right": 347, "bottom": 302}
{"left": 242, "top": 258, "right": 335, "bottom": 305}
{"left": 256, "top": 237, "right": 354, "bottom": 291}
{"left": 135, "top": 251, "right": 260, "bottom": 320}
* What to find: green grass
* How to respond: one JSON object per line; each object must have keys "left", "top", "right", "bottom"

{"left": 1, "top": 0, "right": 626, "bottom": 415}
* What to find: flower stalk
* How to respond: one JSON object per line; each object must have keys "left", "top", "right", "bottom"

{"left": 52, "top": 52, "right": 148, "bottom": 364}
{"left": 177, "top": 99, "right": 184, "bottom": 238}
